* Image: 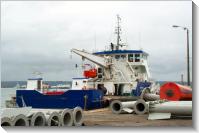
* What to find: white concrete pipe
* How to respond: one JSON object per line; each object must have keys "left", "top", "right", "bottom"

{"left": 140, "top": 88, "right": 160, "bottom": 101}
{"left": 149, "top": 101, "right": 192, "bottom": 115}
{"left": 1, "top": 117, "right": 12, "bottom": 126}
{"left": 31, "top": 109, "right": 62, "bottom": 114}
{"left": 11, "top": 114, "right": 29, "bottom": 126}
{"left": 143, "top": 94, "right": 160, "bottom": 101}
{"left": 110, "top": 100, "right": 136, "bottom": 114}
{"left": 133, "top": 99, "right": 149, "bottom": 115}
{"left": 60, "top": 109, "right": 73, "bottom": 126}
{"left": 31, "top": 108, "right": 73, "bottom": 126}
{"left": 1, "top": 107, "right": 32, "bottom": 118}
{"left": 45, "top": 112, "right": 61, "bottom": 126}
{"left": 72, "top": 107, "right": 83, "bottom": 126}
{"left": 28, "top": 112, "right": 46, "bottom": 126}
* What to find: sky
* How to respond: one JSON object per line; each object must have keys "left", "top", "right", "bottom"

{"left": 1, "top": 1, "right": 192, "bottom": 81}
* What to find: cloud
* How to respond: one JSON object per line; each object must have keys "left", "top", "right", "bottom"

{"left": 1, "top": 1, "right": 192, "bottom": 81}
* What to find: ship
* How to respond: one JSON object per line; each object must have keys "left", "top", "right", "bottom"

{"left": 14, "top": 15, "right": 160, "bottom": 110}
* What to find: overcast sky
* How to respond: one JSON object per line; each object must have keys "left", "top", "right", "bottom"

{"left": 1, "top": 1, "right": 192, "bottom": 81}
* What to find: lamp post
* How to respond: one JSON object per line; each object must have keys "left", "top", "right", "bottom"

{"left": 172, "top": 25, "right": 190, "bottom": 86}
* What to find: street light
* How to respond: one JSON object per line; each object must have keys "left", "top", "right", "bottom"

{"left": 172, "top": 25, "right": 190, "bottom": 86}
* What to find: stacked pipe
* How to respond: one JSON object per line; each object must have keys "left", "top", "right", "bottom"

{"left": 11, "top": 114, "right": 29, "bottom": 126}
{"left": 148, "top": 100, "right": 192, "bottom": 115}
{"left": 1, "top": 107, "right": 84, "bottom": 127}
{"left": 160, "top": 82, "right": 192, "bottom": 101}
{"left": 110, "top": 99, "right": 192, "bottom": 119}
{"left": 110, "top": 99, "right": 149, "bottom": 115}
{"left": 0, "top": 107, "right": 31, "bottom": 126}
{"left": 131, "top": 99, "right": 192, "bottom": 119}
{"left": 140, "top": 88, "right": 160, "bottom": 101}
{"left": 110, "top": 100, "right": 137, "bottom": 114}
{"left": 1, "top": 117, "right": 12, "bottom": 126}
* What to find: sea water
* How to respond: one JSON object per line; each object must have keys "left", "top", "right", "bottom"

{"left": 0, "top": 88, "right": 18, "bottom": 108}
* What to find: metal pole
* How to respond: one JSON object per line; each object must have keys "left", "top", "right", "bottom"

{"left": 172, "top": 25, "right": 190, "bottom": 86}
{"left": 186, "top": 29, "right": 190, "bottom": 86}
{"left": 116, "top": 14, "right": 121, "bottom": 50}
{"left": 181, "top": 74, "right": 184, "bottom": 85}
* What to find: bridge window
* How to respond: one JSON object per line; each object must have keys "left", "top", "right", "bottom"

{"left": 135, "top": 54, "right": 140, "bottom": 62}
{"left": 128, "top": 54, "right": 134, "bottom": 62}
{"left": 121, "top": 55, "right": 126, "bottom": 59}
{"left": 143, "top": 55, "right": 147, "bottom": 59}
{"left": 115, "top": 55, "right": 120, "bottom": 60}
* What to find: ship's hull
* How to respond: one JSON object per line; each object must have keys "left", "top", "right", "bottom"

{"left": 16, "top": 90, "right": 104, "bottom": 110}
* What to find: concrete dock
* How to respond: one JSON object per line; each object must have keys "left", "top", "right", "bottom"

{"left": 83, "top": 108, "right": 192, "bottom": 126}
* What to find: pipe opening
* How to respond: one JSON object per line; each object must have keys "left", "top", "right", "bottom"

{"left": 15, "top": 119, "right": 26, "bottom": 126}
{"left": 166, "top": 89, "right": 174, "bottom": 97}
{"left": 112, "top": 103, "right": 121, "bottom": 111}
{"left": 51, "top": 116, "right": 59, "bottom": 126}
{"left": 1, "top": 122, "right": 11, "bottom": 126}
{"left": 136, "top": 103, "right": 145, "bottom": 112}
{"left": 50, "top": 116, "right": 59, "bottom": 126}
{"left": 34, "top": 116, "right": 44, "bottom": 126}
{"left": 63, "top": 113, "right": 72, "bottom": 126}
{"left": 75, "top": 111, "right": 82, "bottom": 123}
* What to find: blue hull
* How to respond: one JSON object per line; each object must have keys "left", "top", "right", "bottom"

{"left": 16, "top": 90, "right": 104, "bottom": 109}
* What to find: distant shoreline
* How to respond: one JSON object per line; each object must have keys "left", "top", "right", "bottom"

{"left": 1, "top": 81, "right": 192, "bottom": 88}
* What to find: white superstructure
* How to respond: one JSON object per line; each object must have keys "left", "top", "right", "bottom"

{"left": 26, "top": 78, "right": 43, "bottom": 92}
{"left": 71, "top": 15, "right": 154, "bottom": 95}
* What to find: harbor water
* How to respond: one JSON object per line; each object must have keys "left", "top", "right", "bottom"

{"left": 1, "top": 88, "right": 18, "bottom": 108}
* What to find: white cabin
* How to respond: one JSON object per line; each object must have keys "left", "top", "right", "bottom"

{"left": 26, "top": 78, "right": 43, "bottom": 92}
{"left": 71, "top": 78, "right": 96, "bottom": 90}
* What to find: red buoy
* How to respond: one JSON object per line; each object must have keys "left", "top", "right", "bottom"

{"left": 160, "top": 82, "right": 192, "bottom": 101}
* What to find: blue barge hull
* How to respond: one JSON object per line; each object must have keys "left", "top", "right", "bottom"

{"left": 16, "top": 90, "right": 104, "bottom": 109}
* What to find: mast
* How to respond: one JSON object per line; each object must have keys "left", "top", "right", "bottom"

{"left": 110, "top": 15, "right": 126, "bottom": 51}
{"left": 116, "top": 14, "right": 121, "bottom": 50}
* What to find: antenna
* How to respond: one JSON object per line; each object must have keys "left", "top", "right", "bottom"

{"left": 32, "top": 71, "right": 43, "bottom": 78}
{"left": 115, "top": 14, "right": 121, "bottom": 50}
{"left": 114, "top": 14, "right": 126, "bottom": 50}
{"left": 109, "top": 15, "right": 126, "bottom": 50}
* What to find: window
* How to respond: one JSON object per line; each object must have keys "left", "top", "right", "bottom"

{"left": 115, "top": 55, "right": 120, "bottom": 60}
{"left": 128, "top": 54, "right": 134, "bottom": 62}
{"left": 121, "top": 55, "right": 126, "bottom": 59}
{"left": 135, "top": 54, "right": 140, "bottom": 62}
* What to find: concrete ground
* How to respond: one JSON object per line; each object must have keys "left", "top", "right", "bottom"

{"left": 83, "top": 108, "right": 192, "bottom": 127}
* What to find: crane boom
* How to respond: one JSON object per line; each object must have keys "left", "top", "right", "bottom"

{"left": 71, "top": 49, "right": 108, "bottom": 68}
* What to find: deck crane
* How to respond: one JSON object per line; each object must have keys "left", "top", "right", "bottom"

{"left": 71, "top": 49, "right": 111, "bottom": 68}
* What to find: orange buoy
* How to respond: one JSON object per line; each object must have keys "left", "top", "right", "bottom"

{"left": 160, "top": 82, "right": 192, "bottom": 101}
